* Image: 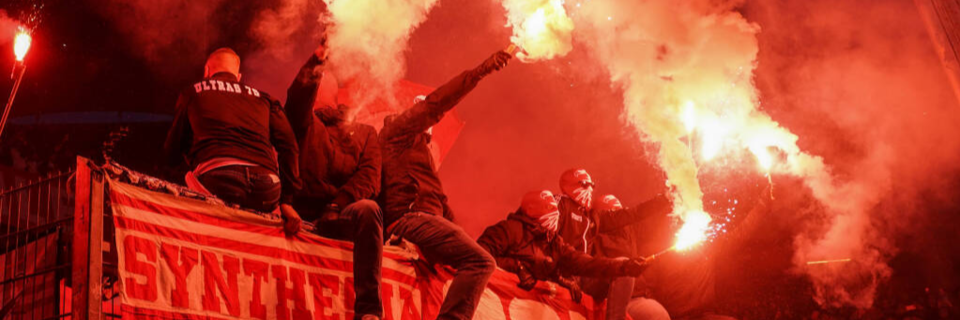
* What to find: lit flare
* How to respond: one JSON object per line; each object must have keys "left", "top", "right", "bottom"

{"left": 14, "top": 29, "right": 31, "bottom": 62}
{"left": 502, "top": 0, "right": 574, "bottom": 62}
{"left": 674, "top": 210, "right": 711, "bottom": 251}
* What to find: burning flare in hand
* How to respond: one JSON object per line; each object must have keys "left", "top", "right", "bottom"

{"left": 502, "top": 0, "right": 574, "bottom": 62}
{"left": 674, "top": 211, "right": 711, "bottom": 251}
{"left": 14, "top": 28, "right": 31, "bottom": 62}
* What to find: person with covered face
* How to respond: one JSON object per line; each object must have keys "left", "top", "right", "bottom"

{"left": 283, "top": 40, "right": 385, "bottom": 320}
{"left": 477, "top": 190, "right": 651, "bottom": 303}
{"left": 164, "top": 47, "right": 303, "bottom": 235}
{"left": 378, "top": 49, "right": 512, "bottom": 320}
{"left": 555, "top": 169, "right": 673, "bottom": 320}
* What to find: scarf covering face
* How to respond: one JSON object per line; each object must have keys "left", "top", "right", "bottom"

{"left": 560, "top": 169, "right": 595, "bottom": 209}
{"left": 522, "top": 190, "right": 561, "bottom": 232}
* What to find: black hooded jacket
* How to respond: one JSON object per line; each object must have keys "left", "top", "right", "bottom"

{"left": 379, "top": 68, "right": 487, "bottom": 228}
{"left": 478, "top": 210, "right": 630, "bottom": 280}
{"left": 284, "top": 56, "right": 381, "bottom": 219}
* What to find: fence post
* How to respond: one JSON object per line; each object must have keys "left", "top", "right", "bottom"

{"left": 72, "top": 157, "right": 104, "bottom": 320}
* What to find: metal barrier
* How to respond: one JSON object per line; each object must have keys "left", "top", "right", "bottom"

{"left": 0, "top": 166, "right": 74, "bottom": 320}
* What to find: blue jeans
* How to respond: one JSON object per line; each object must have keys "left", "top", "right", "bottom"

{"left": 389, "top": 213, "right": 496, "bottom": 320}
{"left": 198, "top": 165, "right": 280, "bottom": 212}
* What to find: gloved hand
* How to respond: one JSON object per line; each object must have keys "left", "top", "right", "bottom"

{"left": 516, "top": 264, "right": 537, "bottom": 291}
{"left": 556, "top": 276, "right": 583, "bottom": 303}
{"left": 279, "top": 204, "right": 302, "bottom": 236}
{"left": 644, "top": 194, "right": 673, "bottom": 214}
{"left": 620, "top": 257, "right": 650, "bottom": 277}
{"left": 525, "top": 256, "right": 556, "bottom": 280}
{"left": 475, "top": 51, "right": 513, "bottom": 77}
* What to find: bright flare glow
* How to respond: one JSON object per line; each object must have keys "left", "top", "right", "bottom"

{"left": 674, "top": 211, "right": 711, "bottom": 251}
{"left": 14, "top": 29, "right": 31, "bottom": 62}
{"left": 682, "top": 101, "right": 697, "bottom": 133}
{"left": 502, "top": 0, "right": 574, "bottom": 62}
{"left": 750, "top": 144, "right": 774, "bottom": 171}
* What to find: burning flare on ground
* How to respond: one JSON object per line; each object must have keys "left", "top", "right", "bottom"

{"left": 501, "top": 0, "right": 574, "bottom": 62}
{"left": 14, "top": 28, "right": 31, "bottom": 62}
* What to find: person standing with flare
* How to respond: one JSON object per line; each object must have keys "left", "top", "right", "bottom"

{"left": 477, "top": 190, "right": 651, "bottom": 303}
{"left": 379, "top": 49, "right": 511, "bottom": 320}
{"left": 283, "top": 38, "right": 385, "bottom": 320}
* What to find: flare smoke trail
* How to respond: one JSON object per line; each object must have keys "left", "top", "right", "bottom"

{"left": 0, "top": 11, "right": 19, "bottom": 44}
{"left": 501, "top": 0, "right": 574, "bottom": 62}
{"left": 573, "top": 0, "right": 907, "bottom": 308}
{"left": 322, "top": 0, "right": 439, "bottom": 113}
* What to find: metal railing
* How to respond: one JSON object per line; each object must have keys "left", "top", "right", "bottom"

{"left": 0, "top": 168, "right": 74, "bottom": 320}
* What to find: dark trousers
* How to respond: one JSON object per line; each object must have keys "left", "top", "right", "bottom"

{"left": 198, "top": 165, "right": 280, "bottom": 212}
{"left": 311, "top": 200, "right": 384, "bottom": 320}
{"left": 389, "top": 213, "right": 496, "bottom": 320}
{"left": 583, "top": 275, "right": 636, "bottom": 320}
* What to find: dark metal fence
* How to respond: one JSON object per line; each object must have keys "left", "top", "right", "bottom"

{"left": 0, "top": 169, "right": 73, "bottom": 320}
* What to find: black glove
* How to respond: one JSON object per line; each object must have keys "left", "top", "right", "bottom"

{"left": 525, "top": 256, "right": 556, "bottom": 280}
{"left": 517, "top": 264, "right": 537, "bottom": 291}
{"left": 475, "top": 51, "right": 513, "bottom": 77}
{"left": 620, "top": 257, "right": 650, "bottom": 277}
{"left": 556, "top": 276, "right": 583, "bottom": 303}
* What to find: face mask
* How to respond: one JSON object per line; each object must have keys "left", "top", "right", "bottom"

{"left": 571, "top": 186, "right": 593, "bottom": 209}
{"left": 538, "top": 209, "right": 560, "bottom": 232}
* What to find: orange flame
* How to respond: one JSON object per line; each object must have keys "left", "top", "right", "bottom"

{"left": 14, "top": 29, "right": 31, "bottom": 62}
{"left": 502, "top": 0, "right": 574, "bottom": 62}
{"left": 675, "top": 210, "right": 711, "bottom": 251}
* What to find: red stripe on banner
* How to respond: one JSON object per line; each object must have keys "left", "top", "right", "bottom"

{"left": 115, "top": 216, "right": 417, "bottom": 285}
{"left": 121, "top": 304, "right": 233, "bottom": 320}
{"left": 110, "top": 190, "right": 409, "bottom": 261}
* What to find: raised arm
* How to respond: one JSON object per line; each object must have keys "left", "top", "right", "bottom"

{"left": 381, "top": 50, "right": 512, "bottom": 139}
{"left": 285, "top": 54, "right": 324, "bottom": 143}
{"left": 597, "top": 194, "right": 673, "bottom": 233}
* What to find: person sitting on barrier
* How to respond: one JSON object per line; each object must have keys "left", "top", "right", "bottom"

{"left": 164, "top": 47, "right": 303, "bottom": 235}
{"left": 379, "top": 49, "right": 511, "bottom": 320}
{"left": 284, "top": 38, "right": 385, "bottom": 320}
{"left": 477, "top": 190, "right": 652, "bottom": 303}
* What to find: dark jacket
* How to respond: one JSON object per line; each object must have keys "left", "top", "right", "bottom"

{"left": 556, "top": 195, "right": 672, "bottom": 254}
{"left": 285, "top": 56, "right": 381, "bottom": 219}
{"left": 379, "top": 68, "right": 487, "bottom": 228}
{"left": 164, "top": 72, "right": 301, "bottom": 204}
{"left": 477, "top": 211, "right": 629, "bottom": 280}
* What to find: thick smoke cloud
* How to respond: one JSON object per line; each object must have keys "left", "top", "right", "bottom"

{"left": 322, "top": 0, "right": 439, "bottom": 114}
{"left": 745, "top": 0, "right": 960, "bottom": 308}
{"left": 570, "top": 0, "right": 960, "bottom": 309}
{"left": 0, "top": 10, "right": 18, "bottom": 44}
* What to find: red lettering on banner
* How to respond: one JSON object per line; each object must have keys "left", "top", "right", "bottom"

{"left": 201, "top": 251, "right": 242, "bottom": 316}
{"left": 272, "top": 265, "right": 312, "bottom": 320}
{"left": 309, "top": 273, "right": 342, "bottom": 320}
{"left": 343, "top": 277, "right": 356, "bottom": 320}
{"left": 160, "top": 243, "right": 198, "bottom": 308}
{"left": 123, "top": 235, "right": 158, "bottom": 302}
{"left": 243, "top": 258, "right": 270, "bottom": 320}
{"left": 399, "top": 286, "right": 421, "bottom": 319}
{"left": 382, "top": 282, "right": 394, "bottom": 318}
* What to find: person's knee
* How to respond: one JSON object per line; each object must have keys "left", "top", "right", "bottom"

{"left": 470, "top": 247, "right": 496, "bottom": 274}
{"left": 347, "top": 200, "right": 383, "bottom": 225}
{"left": 627, "top": 298, "right": 671, "bottom": 320}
